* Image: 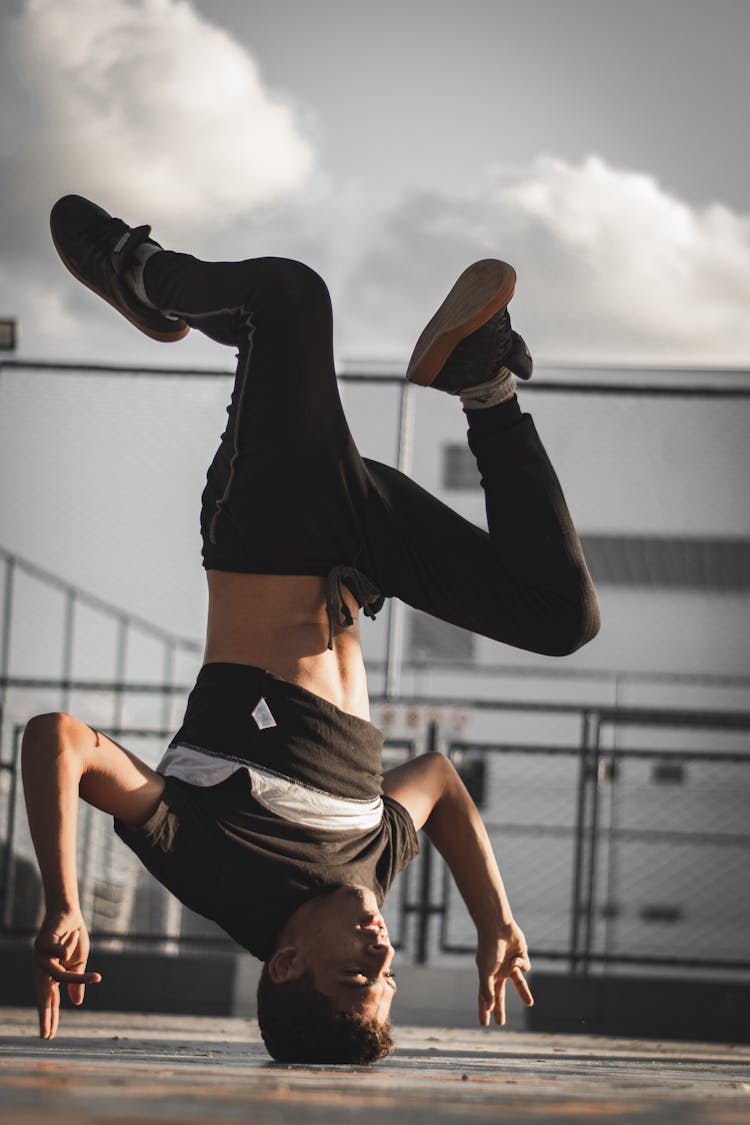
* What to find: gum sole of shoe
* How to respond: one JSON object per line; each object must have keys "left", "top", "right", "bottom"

{"left": 406, "top": 259, "right": 516, "bottom": 386}
{"left": 50, "top": 224, "right": 189, "bottom": 344}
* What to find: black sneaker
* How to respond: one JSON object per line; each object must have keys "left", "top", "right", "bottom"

{"left": 49, "top": 195, "right": 189, "bottom": 343}
{"left": 406, "top": 259, "right": 532, "bottom": 391}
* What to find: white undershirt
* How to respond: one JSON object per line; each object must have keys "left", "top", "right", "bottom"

{"left": 158, "top": 742, "right": 384, "bottom": 832}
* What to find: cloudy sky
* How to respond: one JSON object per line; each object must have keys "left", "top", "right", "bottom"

{"left": 2, "top": 0, "right": 750, "bottom": 367}
{"left": 1, "top": 0, "right": 749, "bottom": 663}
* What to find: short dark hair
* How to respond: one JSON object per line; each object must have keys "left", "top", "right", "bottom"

{"left": 256, "top": 963, "right": 394, "bottom": 1064}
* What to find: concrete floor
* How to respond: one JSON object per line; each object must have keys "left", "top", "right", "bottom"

{"left": 1, "top": 1008, "right": 749, "bottom": 1124}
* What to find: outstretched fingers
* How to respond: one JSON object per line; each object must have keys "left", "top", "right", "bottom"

{"left": 493, "top": 975, "right": 508, "bottom": 1026}
{"left": 36, "top": 967, "right": 60, "bottom": 1040}
{"left": 478, "top": 961, "right": 534, "bottom": 1029}
{"left": 511, "top": 965, "right": 534, "bottom": 1008}
{"left": 64, "top": 932, "right": 101, "bottom": 1006}
{"left": 478, "top": 972, "right": 509, "bottom": 1027}
{"left": 67, "top": 963, "right": 102, "bottom": 1006}
{"left": 34, "top": 934, "right": 102, "bottom": 1038}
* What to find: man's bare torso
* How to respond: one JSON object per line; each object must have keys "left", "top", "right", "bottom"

{"left": 204, "top": 572, "right": 370, "bottom": 720}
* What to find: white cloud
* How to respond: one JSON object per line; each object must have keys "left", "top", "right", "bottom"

{"left": 501, "top": 156, "right": 750, "bottom": 360}
{"left": 2, "top": 0, "right": 749, "bottom": 377}
{"left": 335, "top": 156, "right": 750, "bottom": 366}
{"left": 2, "top": 0, "right": 313, "bottom": 239}
{"left": 0, "top": 0, "right": 315, "bottom": 360}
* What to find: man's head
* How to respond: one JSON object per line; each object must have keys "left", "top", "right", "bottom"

{"left": 257, "top": 884, "right": 396, "bottom": 1063}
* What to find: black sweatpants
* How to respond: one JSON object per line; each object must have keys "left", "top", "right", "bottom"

{"left": 143, "top": 253, "right": 600, "bottom": 657}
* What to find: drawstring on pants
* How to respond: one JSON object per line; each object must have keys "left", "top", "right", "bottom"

{"left": 325, "top": 565, "right": 385, "bottom": 651}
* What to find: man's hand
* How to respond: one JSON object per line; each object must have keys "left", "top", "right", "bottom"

{"left": 33, "top": 911, "right": 101, "bottom": 1039}
{"left": 476, "top": 920, "right": 534, "bottom": 1027}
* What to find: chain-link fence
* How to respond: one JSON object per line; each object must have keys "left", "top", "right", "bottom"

{"left": 429, "top": 722, "right": 750, "bottom": 975}
{"left": 1, "top": 358, "right": 749, "bottom": 975}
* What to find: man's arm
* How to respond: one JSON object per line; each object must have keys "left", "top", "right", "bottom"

{"left": 383, "top": 751, "right": 534, "bottom": 1026}
{"left": 21, "top": 713, "right": 164, "bottom": 1038}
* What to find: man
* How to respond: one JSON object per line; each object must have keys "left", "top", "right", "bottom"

{"left": 22, "top": 195, "right": 599, "bottom": 1062}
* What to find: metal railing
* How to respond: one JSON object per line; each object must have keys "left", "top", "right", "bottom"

{"left": 0, "top": 546, "right": 202, "bottom": 731}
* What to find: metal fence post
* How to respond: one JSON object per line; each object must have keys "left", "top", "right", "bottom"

{"left": 0, "top": 554, "right": 15, "bottom": 714}
{"left": 1, "top": 726, "right": 24, "bottom": 929}
{"left": 384, "top": 381, "right": 416, "bottom": 700}
{"left": 569, "top": 709, "right": 592, "bottom": 973}
{"left": 161, "top": 640, "right": 177, "bottom": 731}
{"left": 113, "top": 616, "right": 129, "bottom": 729}
{"left": 414, "top": 720, "right": 439, "bottom": 964}
{"left": 61, "top": 589, "right": 76, "bottom": 713}
{"left": 580, "top": 714, "right": 603, "bottom": 973}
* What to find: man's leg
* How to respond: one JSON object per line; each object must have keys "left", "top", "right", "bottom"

{"left": 359, "top": 264, "right": 600, "bottom": 657}
{"left": 51, "top": 193, "right": 383, "bottom": 642}
{"left": 145, "top": 250, "right": 598, "bottom": 656}
{"left": 139, "top": 250, "right": 373, "bottom": 577}
{"left": 50, "top": 197, "right": 597, "bottom": 655}
{"left": 50, "top": 196, "right": 363, "bottom": 572}
{"left": 363, "top": 411, "right": 598, "bottom": 656}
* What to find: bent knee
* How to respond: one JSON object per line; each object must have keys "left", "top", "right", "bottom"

{"left": 543, "top": 592, "right": 601, "bottom": 657}
{"left": 263, "top": 258, "right": 331, "bottom": 309}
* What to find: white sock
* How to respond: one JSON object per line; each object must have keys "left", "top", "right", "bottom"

{"left": 458, "top": 366, "right": 515, "bottom": 410}
{"left": 124, "top": 242, "right": 162, "bottom": 309}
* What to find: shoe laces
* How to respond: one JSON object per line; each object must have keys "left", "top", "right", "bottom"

{"left": 86, "top": 215, "right": 127, "bottom": 259}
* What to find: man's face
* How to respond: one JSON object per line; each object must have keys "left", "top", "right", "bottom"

{"left": 283, "top": 884, "right": 397, "bottom": 1023}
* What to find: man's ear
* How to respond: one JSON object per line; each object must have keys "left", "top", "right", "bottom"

{"left": 267, "top": 945, "right": 302, "bottom": 983}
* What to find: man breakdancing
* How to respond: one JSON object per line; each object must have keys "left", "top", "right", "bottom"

{"left": 22, "top": 195, "right": 600, "bottom": 1062}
